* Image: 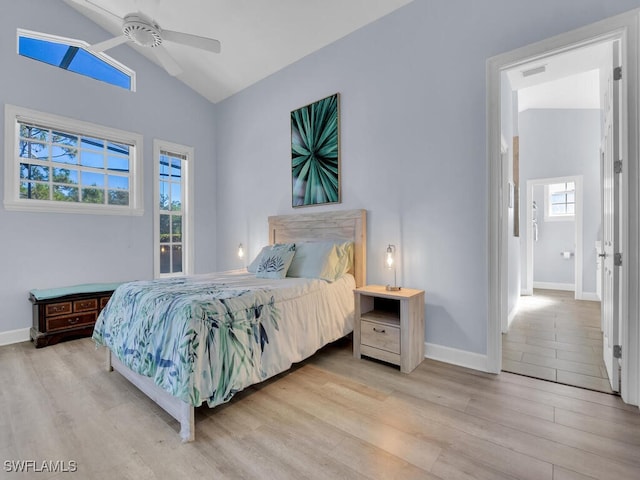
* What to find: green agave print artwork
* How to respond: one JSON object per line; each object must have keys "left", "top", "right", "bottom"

{"left": 291, "top": 93, "right": 340, "bottom": 207}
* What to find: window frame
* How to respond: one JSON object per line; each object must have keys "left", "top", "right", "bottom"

{"left": 544, "top": 180, "right": 576, "bottom": 222}
{"left": 17, "top": 28, "right": 136, "bottom": 91}
{"left": 153, "top": 139, "right": 194, "bottom": 278}
{"left": 4, "top": 104, "right": 144, "bottom": 215}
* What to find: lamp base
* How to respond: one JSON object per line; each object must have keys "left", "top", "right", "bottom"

{"left": 385, "top": 285, "right": 402, "bottom": 291}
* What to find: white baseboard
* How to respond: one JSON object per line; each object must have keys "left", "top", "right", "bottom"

{"left": 533, "top": 281, "right": 575, "bottom": 291}
{"left": 0, "top": 328, "right": 31, "bottom": 346}
{"left": 425, "top": 342, "right": 488, "bottom": 372}
{"left": 578, "top": 292, "right": 600, "bottom": 301}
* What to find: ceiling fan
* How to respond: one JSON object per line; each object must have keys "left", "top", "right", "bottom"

{"left": 80, "top": 0, "right": 221, "bottom": 76}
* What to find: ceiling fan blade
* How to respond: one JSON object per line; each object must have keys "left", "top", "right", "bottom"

{"left": 162, "top": 30, "right": 221, "bottom": 54}
{"left": 89, "top": 35, "right": 129, "bottom": 52}
{"left": 152, "top": 45, "right": 182, "bottom": 76}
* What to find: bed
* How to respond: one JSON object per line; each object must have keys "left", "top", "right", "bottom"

{"left": 93, "top": 209, "right": 366, "bottom": 441}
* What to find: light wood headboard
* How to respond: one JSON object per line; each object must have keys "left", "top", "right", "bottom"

{"left": 268, "top": 209, "right": 367, "bottom": 287}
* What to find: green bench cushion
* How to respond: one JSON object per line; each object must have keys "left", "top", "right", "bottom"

{"left": 30, "top": 282, "right": 126, "bottom": 301}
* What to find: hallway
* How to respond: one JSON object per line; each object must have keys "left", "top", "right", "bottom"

{"left": 502, "top": 289, "right": 614, "bottom": 394}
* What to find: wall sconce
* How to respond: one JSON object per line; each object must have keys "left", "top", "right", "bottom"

{"left": 237, "top": 243, "right": 245, "bottom": 259}
{"left": 385, "top": 244, "right": 401, "bottom": 291}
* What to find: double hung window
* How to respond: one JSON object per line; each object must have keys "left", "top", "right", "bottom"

{"left": 154, "top": 140, "right": 194, "bottom": 277}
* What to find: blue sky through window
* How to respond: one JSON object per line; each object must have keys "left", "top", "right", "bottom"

{"left": 19, "top": 35, "right": 132, "bottom": 90}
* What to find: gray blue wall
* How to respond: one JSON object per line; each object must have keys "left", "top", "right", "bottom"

{"left": 215, "top": 0, "right": 639, "bottom": 355}
{"left": 519, "top": 109, "right": 601, "bottom": 294}
{"left": 0, "top": 0, "right": 217, "bottom": 335}
{"left": 532, "top": 185, "right": 577, "bottom": 286}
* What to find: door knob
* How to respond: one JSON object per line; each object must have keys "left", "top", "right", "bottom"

{"left": 599, "top": 253, "right": 607, "bottom": 258}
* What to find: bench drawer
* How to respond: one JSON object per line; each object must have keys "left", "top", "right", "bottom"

{"left": 47, "top": 312, "right": 96, "bottom": 332}
{"left": 74, "top": 298, "right": 98, "bottom": 312}
{"left": 45, "top": 302, "right": 72, "bottom": 317}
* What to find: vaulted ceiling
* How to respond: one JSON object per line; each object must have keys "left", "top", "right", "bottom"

{"left": 64, "top": 0, "right": 414, "bottom": 103}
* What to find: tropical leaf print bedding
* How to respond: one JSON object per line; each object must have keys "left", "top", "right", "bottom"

{"left": 93, "top": 272, "right": 355, "bottom": 408}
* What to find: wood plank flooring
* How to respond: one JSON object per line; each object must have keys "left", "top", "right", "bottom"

{"left": 502, "top": 289, "right": 614, "bottom": 394}
{"left": 1, "top": 337, "right": 639, "bottom": 479}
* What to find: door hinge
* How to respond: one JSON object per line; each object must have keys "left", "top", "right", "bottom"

{"left": 614, "top": 253, "right": 623, "bottom": 267}
{"left": 614, "top": 160, "right": 623, "bottom": 174}
{"left": 614, "top": 345, "right": 622, "bottom": 358}
{"left": 614, "top": 66, "right": 623, "bottom": 81}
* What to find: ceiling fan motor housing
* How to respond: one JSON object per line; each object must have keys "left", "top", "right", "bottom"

{"left": 122, "top": 14, "right": 163, "bottom": 47}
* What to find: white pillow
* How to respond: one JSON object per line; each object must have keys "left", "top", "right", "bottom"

{"left": 287, "top": 241, "right": 353, "bottom": 282}
{"left": 248, "top": 243, "right": 295, "bottom": 273}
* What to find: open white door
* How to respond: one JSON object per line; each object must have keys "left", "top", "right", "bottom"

{"left": 600, "top": 41, "right": 621, "bottom": 393}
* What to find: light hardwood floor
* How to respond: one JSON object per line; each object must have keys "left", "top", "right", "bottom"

{"left": 1, "top": 337, "right": 639, "bottom": 479}
{"left": 502, "top": 289, "right": 614, "bottom": 394}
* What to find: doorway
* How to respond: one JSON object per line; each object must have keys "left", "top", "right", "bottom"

{"left": 487, "top": 10, "right": 640, "bottom": 406}
{"left": 501, "top": 43, "right": 609, "bottom": 392}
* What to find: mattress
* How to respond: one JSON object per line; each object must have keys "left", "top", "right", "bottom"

{"left": 92, "top": 271, "right": 355, "bottom": 408}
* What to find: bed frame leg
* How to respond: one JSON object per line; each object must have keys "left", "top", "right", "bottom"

{"left": 105, "top": 347, "right": 113, "bottom": 372}
{"left": 178, "top": 403, "right": 195, "bottom": 442}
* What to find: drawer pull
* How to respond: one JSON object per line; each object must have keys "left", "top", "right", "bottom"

{"left": 52, "top": 306, "right": 64, "bottom": 312}
{"left": 373, "top": 327, "right": 386, "bottom": 334}
{"left": 68, "top": 317, "right": 80, "bottom": 325}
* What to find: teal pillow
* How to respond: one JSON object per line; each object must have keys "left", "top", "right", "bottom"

{"left": 256, "top": 246, "right": 296, "bottom": 279}
{"left": 287, "top": 241, "right": 353, "bottom": 282}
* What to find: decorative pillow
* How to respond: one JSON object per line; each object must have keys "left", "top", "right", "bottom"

{"left": 287, "top": 241, "right": 353, "bottom": 282}
{"left": 255, "top": 246, "right": 296, "bottom": 279}
{"left": 334, "top": 241, "right": 353, "bottom": 277}
{"left": 248, "top": 243, "right": 295, "bottom": 273}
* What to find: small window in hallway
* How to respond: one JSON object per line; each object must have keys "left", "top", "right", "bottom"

{"left": 546, "top": 181, "right": 575, "bottom": 219}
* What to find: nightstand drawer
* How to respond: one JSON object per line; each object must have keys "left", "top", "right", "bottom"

{"left": 360, "top": 319, "right": 400, "bottom": 354}
{"left": 47, "top": 312, "right": 96, "bottom": 332}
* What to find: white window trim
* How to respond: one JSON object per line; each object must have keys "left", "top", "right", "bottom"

{"left": 153, "top": 139, "right": 195, "bottom": 278}
{"left": 544, "top": 178, "right": 577, "bottom": 222}
{"left": 17, "top": 28, "right": 136, "bottom": 92}
{"left": 4, "top": 104, "right": 143, "bottom": 215}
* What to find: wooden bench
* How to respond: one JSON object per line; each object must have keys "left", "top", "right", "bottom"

{"left": 29, "top": 283, "right": 124, "bottom": 348}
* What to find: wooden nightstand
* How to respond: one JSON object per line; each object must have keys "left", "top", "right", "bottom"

{"left": 353, "top": 285, "right": 425, "bottom": 373}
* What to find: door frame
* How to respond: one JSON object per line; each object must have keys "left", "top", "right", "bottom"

{"left": 524, "top": 176, "right": 583, "bottom": 298}
{"left": 487, "top": 9, "right": 640, "bottom": 406}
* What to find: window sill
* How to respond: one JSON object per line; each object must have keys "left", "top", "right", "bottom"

{"left": 3, "top": 199, "right": 143, "bottom": 216}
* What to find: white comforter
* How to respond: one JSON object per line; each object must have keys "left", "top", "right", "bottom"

{"left": 93, "top": 271, "right": 354, "bottom": 407}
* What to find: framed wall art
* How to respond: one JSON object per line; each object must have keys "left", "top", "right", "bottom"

{"left": 291, "top": 93, "right": 340, "bottom": 207}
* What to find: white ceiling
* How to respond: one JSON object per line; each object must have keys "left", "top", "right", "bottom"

{"left": 518, "top": 69, "right": 601, "bottom": 111}
{"left": 64, "top": 0, "right": 415, "bottom": 103}
{"left": 506, "top": 40, "right": 612, "bottom": 111}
